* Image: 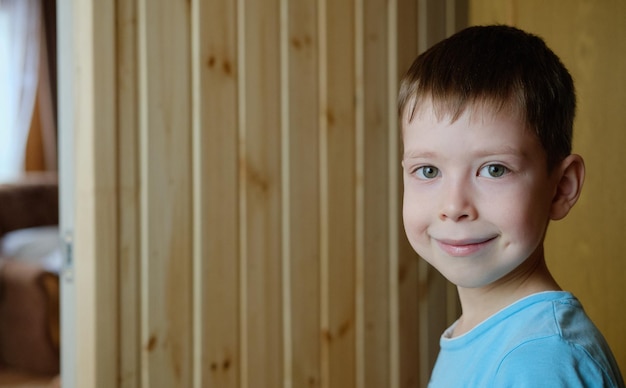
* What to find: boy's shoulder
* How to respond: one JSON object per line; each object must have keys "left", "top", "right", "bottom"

{"left": 493, "top": 335, "right": 624, "bottom": 387}
{"left": 444, "top": 291, "right": 584, "bottom": 345}
{"left": 431, "top": 292, "right": 624, "bottom": 387}
{"left": 496, "top": 293, "right": 623, "bottom": 386}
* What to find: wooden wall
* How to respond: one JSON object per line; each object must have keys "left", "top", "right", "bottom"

{"left": 70, "top": 1, "right": 466, "bottom": 388}
{"left": 73, "top": 1, "right": 626, "bottom": 386}
{"left": 470, "top": 0, "right": 626, "bottom": 374}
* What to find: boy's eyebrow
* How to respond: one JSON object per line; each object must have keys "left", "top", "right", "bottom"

{"left": 472, "top": 145, "right": 529, "bottom": 159}
{"left": 402, "top": 150, "right": 437, "bottom": 159}
{"left": 402, "top": 145, "right": 529, "bottom": 160}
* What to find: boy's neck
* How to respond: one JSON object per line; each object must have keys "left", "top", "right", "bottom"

{"left": 452, "top": 253, "right": 561, "bottom": 337}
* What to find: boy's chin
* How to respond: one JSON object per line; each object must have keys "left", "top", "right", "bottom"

{"left": 428, "top": 263, "right": 515, "bottom": 290}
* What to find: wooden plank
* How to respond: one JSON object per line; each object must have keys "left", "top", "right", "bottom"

{"left": 468, "top": 0, "right": 515, "bottom": 25}
{"left": 137, "top": 0, "right": 192, "bottom": 386}
{"left": 117, "top": 0, "right": 140, "bottom": 387}
{"left": 418, "top": 0, "right": 446, "bottom": 52}
{"left": 397, "top": 247, "right": 420, "bottom": 388}
{"left": 387, "top": 0, "right": 400, "bottom": 386}
{"left": 418, "top": 262, "right": 449, "bottom": 386}
{"left": 395, "top": 1, "right": 421, "bottom": 386}
{"left": 285, "top": 1, "right": 322, "bottom": 387}
{"left": 448, "top": 0, "right": 469, "bottom": 35}
{"left": 355, "top": 0, "right": 365, "bottom": 385}
{"left": 280, "top": 1, "right": 292, "bottom": 385}
{"left": 362, "top": 0, "right": 392, "bottom": 387}
{"left": 323, "top": 1, "right": 357, "bottom": 387}
{"left": 318, "top": 0, "right": 330, "bottom": 385}
{"left": 192, "top": 0, "right": 240, "bottom": 387}
{"left": 239, "top": 0, "right": 284, "bottom": 386}
{"left": 72, "top": 1, "right": 118, "bottom": 387}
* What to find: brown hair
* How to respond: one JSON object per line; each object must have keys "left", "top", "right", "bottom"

{"left": 398, "top": 25, "right": 576, "bottom": 169}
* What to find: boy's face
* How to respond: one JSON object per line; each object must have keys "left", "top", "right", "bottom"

{"left": 402, "top": 100, "right": 559, "bottom": 289}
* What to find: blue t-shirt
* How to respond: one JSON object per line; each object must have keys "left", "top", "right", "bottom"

{"left": 429, "top": 291, "right": 624, "bottom": 387}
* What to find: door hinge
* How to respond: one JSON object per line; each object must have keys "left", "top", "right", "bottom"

{"left": 62, "top": 230, "right": 74, "bottom": 281}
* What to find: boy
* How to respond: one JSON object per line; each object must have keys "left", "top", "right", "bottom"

{"left": 398, "top": 25, "right": 625, "bottom": 387}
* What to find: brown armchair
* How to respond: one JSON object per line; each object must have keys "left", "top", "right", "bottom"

{"left": 0, "top": 173, "right": 61, "bottom": 387}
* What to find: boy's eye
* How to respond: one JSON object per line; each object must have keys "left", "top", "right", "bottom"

{"left": 414, "top": 165, "right": 440, "bottom": 179}
{"left": 479, "top": 164, "right": 509, "bottom": 178}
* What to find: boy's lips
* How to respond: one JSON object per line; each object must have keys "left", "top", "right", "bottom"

{"left": 434, "top": 236, "right": 498, "bottom": 257}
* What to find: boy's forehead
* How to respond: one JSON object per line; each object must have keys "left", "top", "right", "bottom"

{"left": 401, "top": 98, "right": 547, "bottom": 164}
{"left": 403, "top": 96, "right": 525, "bottom": 130}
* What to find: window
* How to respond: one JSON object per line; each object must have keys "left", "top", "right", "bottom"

{"left": 0, "top": 0, "right": 42, "bottom": 182}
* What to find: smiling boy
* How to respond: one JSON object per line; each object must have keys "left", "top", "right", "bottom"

{"left": 399, "top": 25, "right": 624, "bottom": 387}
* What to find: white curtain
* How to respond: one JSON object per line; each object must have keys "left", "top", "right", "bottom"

{"left": 0, "top": 0, "right": 42, "bottom": 182}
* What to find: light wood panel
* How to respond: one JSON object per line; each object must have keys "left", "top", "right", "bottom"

{"left": 137, "top": 0, "right": 193, "bottom": 386}
{"left": 395, "top": 1, "right": 420, "bottom": 386}
{"left": 285, "top": 1, "right": 321, "bottom": 387}
{"left": 362, "top": 1, "right": 391, "bottom": 386}
{"left": 72, "top": 1, "right": 117, "bottom": 387}
{"left": 117, "top": 0, "right": 140, "bottom": 387}
{"left": 193, "top": 0, "right": 240, "bottom": 387}
{"left": 240, "top": 0, "right": 284, "bottom": 386}
{"left": 323, "top": 1, "right": 357, "bottom": 386}
{"left": 469, "top": 0, "right": 626, "bottom": 374}
{"left": 71, "top": 1, "right": 468, "bottom": 387}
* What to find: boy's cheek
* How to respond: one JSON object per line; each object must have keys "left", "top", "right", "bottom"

{"left": 402, "top": 203, "right": 428, "bottom": 236}
{"left": 403, "top": 188, "right": 430, "bottom": 215}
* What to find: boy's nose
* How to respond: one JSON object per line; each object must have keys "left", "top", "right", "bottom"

{"left": 439, "top": 180, "right": 477, "bottom": 222}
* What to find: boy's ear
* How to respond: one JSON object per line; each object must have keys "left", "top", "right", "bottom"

{"left": 550, "top": 154, "right": 585, "bottom": 221}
